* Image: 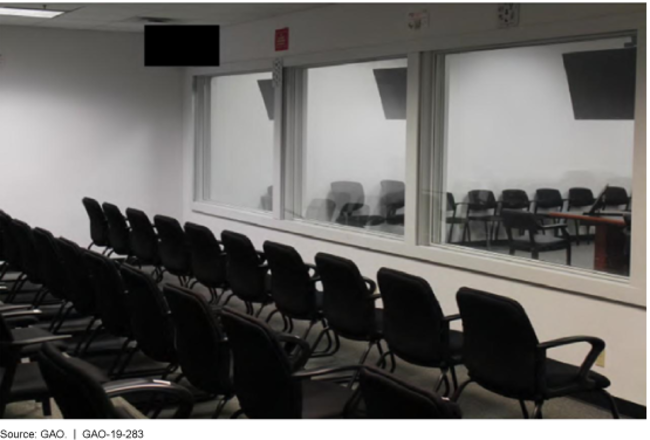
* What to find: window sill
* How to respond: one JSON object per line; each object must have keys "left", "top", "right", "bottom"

{"left": 191, "top": 201, "right": 644, "bottom": 308}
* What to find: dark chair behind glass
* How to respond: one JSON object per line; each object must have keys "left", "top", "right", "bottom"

{"left": 567, "top": 187, "right": 596, "bottom": 245}
{"left": 380, "top": 180, "right": 405, "bottom": 225}
{"left": 454, "top": 287, "right": 618, "bottom": 419}
{"left": 462, "top": 190, "right": 499, "bottom": 248}
{"left": 446, "top": 192, "right": 468, "bottom": 243}
{"left": 600, "top": 186, "right": 630, "bottom": 210}
{"left": 493, "top": 189, "right": 532, "bottom": 240}
{"left": 331, "top": 181, "right": 366, "bottom": 226}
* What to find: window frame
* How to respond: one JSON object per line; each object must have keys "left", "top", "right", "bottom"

{"left": 189, "top": 23, "right": 645, "bottom": 307}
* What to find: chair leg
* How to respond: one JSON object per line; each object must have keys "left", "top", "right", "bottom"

{"left": 519, "top": 400, "right": 530, "bottom": 419}
{"left": 566, "top": 243, "right": 572, "bottom": 266}
{"left": 265, "top": 308, "right": 279, "bottom": 324}
{"left": 575, "top": 220, "right": 581, "bottom": 246}
{"left": 451, "top": 379, "right": 473, "bottom": 402}
{"left": 41, "top": 398, "right": 52, "bottom": 417}
{"left": 255, "top": 303, "right": 267, "bottom": 318}
{"left": 348, "top": 341, "right": 376, "bottom": 387}
{"left": 599, "top": 390, "right": 620, "bottom": 419}
{"left": 532, "top": 401, "right": 544, "bottom": 419}
{"left": 435, "top": 369, "right": 451, "bottom": 397}
{"left": 449, "top": 364, "right": 459, "bottom": 391}
{"left": 212, "top": 395, "right": 233, "bottom": 419}
{"left": 230, "top": 409, "right": 244, "bottom": 419}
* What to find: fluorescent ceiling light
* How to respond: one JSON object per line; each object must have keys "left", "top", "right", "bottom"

{"left": 0, "top": 7, "right": 65, "bottom": 19}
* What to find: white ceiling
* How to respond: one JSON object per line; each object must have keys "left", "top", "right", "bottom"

{"left": 0, "top": 3, "right": 324, "bottom": 32}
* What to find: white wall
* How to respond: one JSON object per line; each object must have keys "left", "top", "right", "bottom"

{"left": 209, "top": 72, "right": 274, "bottom": 210}
{"left": 183, "top": 3, "right": 646, "bottom": 406}
{"left": 0, "top": 26, "right": 183, "bottom": 245}
{"left": 304, "top": 59, "right": 406, "bottom": 216}
{"left": 446, "top": 38, "right": 634, "bottom": 202}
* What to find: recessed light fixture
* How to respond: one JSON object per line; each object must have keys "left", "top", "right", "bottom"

{"left": 0, "top": 7, "right": 65, "bottom": 19}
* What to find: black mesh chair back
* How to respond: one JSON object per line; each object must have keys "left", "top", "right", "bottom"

{"left": 11, "top": 219, "right": 41, "bottom": 283}
{"left": 119, "top": 265, "right": 176, "bottom": 364}
{"left": 125, "top": 208, "right": 159, "bottom": 266}
{"left": 37, "top": 343, "right": 116, "bottom": 418}
{"left": 184, "top": 222, "right": 226, "bottom": 289}
{"left": 377, "top": 268, "right": 446, "bottom": 365}
{"left": 357, "top": 366, "right": 461, "bottom": 419}
{"left": 219, "top": 307, "right": 301, "bottom": 418}
{"left": 163, "top": 285, "right": 232, "bottom": 395}
{"left": 102, "top": 203, "right": 131, "bottom": 257}
{"left": 467, "top": 190, "right": 497, "bottom": 211}
{"left": 315, "top": 253, "right": 377, "bottom": 340}
{"left": 601, "top": 186, "right": 629, "bottom": 208}
{"left": 456, "top": 287, "right": 539, "bottom": 399}
{"left": 331, "top": 181, "right": 365, "bottom": 214}
{"left": 534, "top": 188, "right": 564, "bottom": 210}
{"left": 221, "top": 230, "right": 269, "bottom": 303}
{"left": 56, "top": 238, "right": 96, "bottom": 316}
{"left": 568, "top": 188, "right": 595, "bottom": 209}
{"left": 380, "top": 180, "right": 405, "bottom": 217}
{"left": 82, "top": 251, "right": 131, "bottom": 338}
{"left": 82, "top": 197, "right": 109, "bottom": 248}
{"left": 501, "top": 190, "right": 530, "bottom": 210}
{"left": 32, "top": 228, "right": 68, "bottom": 302}
{"left": 263, "top": 241, "right": 317, "bottom": 319}
{"left": 154, "top": 215, "right": 190, "bottom": 277}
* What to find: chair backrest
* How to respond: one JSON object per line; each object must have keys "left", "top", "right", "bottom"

{"left": 101, "top": 203, "right": 131, "bottom": 256}
{"left": 315, "top": 253, "right": 377, "bottom": 340}
{"left": 263, "top": 241, "right": 317, "bottom": 319}
{"left": 500, "top": 209, "right": 540, "bottom": 240}
{"left": 456, "top": 287, "right": 540, "bottom": 399}
{"left": 356, "top": 366, "right": 461, "bottom": 419}
{"left": 467, "top": 190, "right": 497, "bottom": 211}
{"left": 82, "top": 251, "right": 131, "bottom": 338}
{"left": 11, "top": 219, "right": 41, "bottom": 282}
{"left": 568, "top": 187, "right": 595, "bottom": 209}
{"left": 219, "top": 307, "right": 301, "bottom": 418}
{"left": 330, "top": 181, "right": 365, "bottom": 213}
{"left": 380, "top": 180, "right": 405, "bottom": 216}
{"left": 56, "top": 237, "right": 96, "bottom": 316}
{"left": 163, "top": 285, "right": 232, "bottom": 395}
{"left": 119, "top": 265, "right": 176, "bottom": 364}
{"left": 602, "top": 186, "right": 629, "bottom": 208}
{"left": 534, "top": 188, "right": 563, "bottom": 210}
{"left": 183, "top": 222, "right": 226, "bottom": 289}
{"left": 125, "top": 208, "right": 159, "bottom": 265}
{"left": 154, "top": 215, "right": 190, "bottom": 277}
{"left": 0, "top": 210, "right": 20, "bottom": 269}
{"left": 377, "top": 268, "right": 446, "bottom": 365}
{"left": 446, "top": 192, "right": 457, "bottom": 212}
{"left": 221, "top": 230, "right": 268, "bottom": 303}
{"left": 82, "top": 197, "right": 109, "bottom": 247}
{"left": 37, "top": 343, "right": 116, "bottom": 418}
{"left": 32, "top": 228, "right": 69, "bottom": 302}
{"left": 500, "top": 189, "right": 530, "bottom": 210}
{"left": 304, "top": 199, "right": 336, "bottom": 222}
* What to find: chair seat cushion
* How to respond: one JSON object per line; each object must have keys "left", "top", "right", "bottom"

{"left": 11, "top": 327, "right": 67, "bottom": 356}
{"left": 8, "top": 362, "right": 49, "bottom": 401}
{"left": 301, "top": 379, "right": 354, "bottom": 419}
{"left": 544, "top": 358, "right": 610, "bottom": 398}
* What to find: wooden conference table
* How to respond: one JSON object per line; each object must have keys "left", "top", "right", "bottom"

{"left": 544, "top": 211, "right": 629, "bottom": 275}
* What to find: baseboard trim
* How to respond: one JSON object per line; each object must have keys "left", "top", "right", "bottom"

{"left": 571, "top": 392, "right": 646, "bottom": 419}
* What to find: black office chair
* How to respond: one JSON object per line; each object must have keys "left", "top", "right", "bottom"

{"left": 304, "top": 199, "right": 336, "bottom": 223}
{"left": 0, "top": 210, "right": 22, "bottom": 284}
{"left": 493, "top": 189, "right": 532, "bottom": 241}
{"left": 534, "top": 188, "right": 565, "bottom": 233}
{"left": 454, "top": 287, "right": 619, "bottom": 418}
{"left": 125, "top": 208, "right": 162, "bottom": 280}
{"left": 101, "top": 203, "right": 132, "bottom": 260}
{"left": 350, "top": 366, "right": 462, "bottom": 419}
{"left": 0, "top": 312, "right": 70, "bottom": 417}
{"left": 163, "top": 285, "right": 234, "bottom": 418}
{"left": 462, "top": 190, "right": 500, "bottom": 248}
{"left": 567, "top": 187, "right": 596, "bottom": 245}
{"left": 314, "top": 253, "right": 383, "bottom": 373}
{"left": 220, "top": 230, "right": 272, "bottom": 316}
{"left": 119, "top": 265, "right": 178, "bottom": 378}
{"left": 331, "top": 181, "right": 366, "bottom": 227}
{"left": 501, "top": 209, "right": 571, "bottom": 265}
{"left": 82, "top": 197, "right": 109, "bottom": 253}
{"left": 154, "top": 215, "right": 192, "bottom": 287}
{"left": 263, "top": 241, "right": 335, "bottom": 355}
{"left": 380, "top": 180, "right": 405, "bottom": 225}
{"left": 600, "top": 186, "right": 630, "bottom": 210}
{"left": 184, "top": 222, "right": 228, "bottom": 304}
{"left": 377, "top": 268, "right": 463, "bottom": 396}
{"left": 446, "top": 193, "right": 468, "bottom": 243}
{"left": 219, "top": 307, "right": 357, "bottom": 419}
{"left": 10, "top": 219, "right": 47, "bottom": 305}
{"left": 37, "top": 343, "right": 193, "bottom": 419}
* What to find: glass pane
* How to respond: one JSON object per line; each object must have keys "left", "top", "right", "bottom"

{"left": 207, "top": 72, "right": 274, "bottom": 211}
{"left": 299, "top": 58, "right": 408, "bottom": 237}
{"left": 441, "top": 37, "right": 635, "bottom": 276}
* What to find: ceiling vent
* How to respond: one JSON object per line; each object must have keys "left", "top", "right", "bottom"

{"left": 133, "top": 16, "right": 176, "bottom": 24}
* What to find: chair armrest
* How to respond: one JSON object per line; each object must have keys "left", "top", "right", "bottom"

{"left": 538, "top": 336, "right": 605, "bottom": 381}
{"left": 1, "top": 309, "right": 43, "bottom": 319}
{"left": 442, "top": 314, "right": 461, "bottom": 323}
{"left": 256, "top": 250, "right": 267, "bottom": 263}
{"left": 0, "top": 304, "right": 32, "bottom": 313}
{"left": 363, "top": 276, "right": 377, "bottom": 293}
{"left": 293, "top": 365, "right": 362, "bottom": 380}
{"left": 276, "top": 332, "right": 311, "bottom": 370}
{"left": 4, "top": 334, "right": 71, "bottom": 348}
{"left": 368, "top": 293, "right": 381, "bottom": 301}
{"left": 103, "top": 378, "right": 194, "bottom": 419}
{"left": 540, "top": 223, "right": 568, "bottom": 230}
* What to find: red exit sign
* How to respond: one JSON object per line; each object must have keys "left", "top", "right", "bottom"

{"left": 275, "top": 27, "right": 289, "bottom": 51}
